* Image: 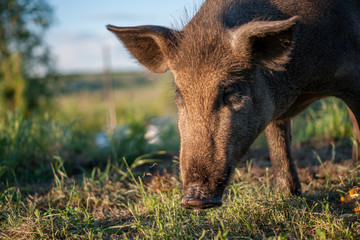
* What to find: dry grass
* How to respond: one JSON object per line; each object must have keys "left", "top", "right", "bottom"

{"left": 1, "top": 152, "right": 360, "bottom": 239}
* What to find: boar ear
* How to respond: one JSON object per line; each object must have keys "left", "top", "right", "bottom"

{"left": 107, "top": 25, "right": 177, "bottom": 73}
{"left": 230, "top": 16, "right": 299, "bottom": 70}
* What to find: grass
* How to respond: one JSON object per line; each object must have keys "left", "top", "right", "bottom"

{"left": 0, "top": 109, "right": 179, "bottom": 185}
{"left": 293, "top": 98, "right": 353, "bottom": 142}
{"left": 0, "top": 157, "right": 359, "bottom": 239}
{"left": 0, "top": 111, "right": 71, "bottom": 183}
{"left": 0, "top": 72, "right": 179, "bottom": 184}
{"left": 56, "top": 72, "right": 176, "bottom": 128}
{"left": 252, "top": 97, "right": 353, "bottom": 149}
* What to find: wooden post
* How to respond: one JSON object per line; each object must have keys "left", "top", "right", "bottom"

{"left": 103, "top": 46, "right": 116, "bottom": 133}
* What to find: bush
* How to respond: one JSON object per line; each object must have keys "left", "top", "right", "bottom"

{"left": 0, "top": 111, "right": 70, "bottom": 183}
{"left": 0, "top": 110, "right": 180, "bottom": 185}
{"left": 293, "top": 98, "right": 353, "bottom": 142}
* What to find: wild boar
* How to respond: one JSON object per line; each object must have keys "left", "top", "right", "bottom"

{"left": 107, "top": 0, "right": 360, "bottom": 210}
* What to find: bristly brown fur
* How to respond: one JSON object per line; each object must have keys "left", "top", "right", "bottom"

{"left": 172, "top": 22, "right": 240, "bottom": 74}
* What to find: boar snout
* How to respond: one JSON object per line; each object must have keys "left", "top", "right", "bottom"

{"left": 180, "top": 184, "right": 223, "bottom": 210}
{"left": 180, "top": 196, "right": 222, "bottom": 210}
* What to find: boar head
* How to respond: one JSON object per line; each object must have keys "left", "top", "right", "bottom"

{"left": 108, "top": 16, "right": 297, "bottom": 209}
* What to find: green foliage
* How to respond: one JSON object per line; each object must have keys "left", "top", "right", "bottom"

{"left": 0, "top": 0, "right": 54, "bottom": 72}
{"left": 0, "top": 0, "right": 57, "bottom": 113}
{"left": 54, "top": 72, "right": 179, "bottom": 165}
{"left": 108, "top": 113, "right": 179, "bottom": 163}
{"left": 109, "top": 115, "right": 155, "bottom": 162}
{"left": 0, "top": 53, "right": 26, "bottom": 112}
{"left": 0, "top": 111, "right": 70, "bottom": 183}
{"left": 0, "top": 108, "right": 179, "bottom": 185}
{"left": 294, "top": 98, "right": 353, "bottom": 142}
{"left": 237, "top": 97, "right": 353, "bottom": 150}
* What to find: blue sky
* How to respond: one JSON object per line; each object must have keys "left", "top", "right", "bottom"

{"left": 46, "top": 0, "right": 202, "bottom": 73}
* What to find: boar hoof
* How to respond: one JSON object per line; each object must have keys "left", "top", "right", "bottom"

{"left": 180, "top": 197, "right": 222, "bottom": 210}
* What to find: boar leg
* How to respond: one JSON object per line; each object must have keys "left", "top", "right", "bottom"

{"left": 347, "top": 106, "right": 360, "bottom": 166}
{"left": 264, "top": 120, "right": 302, "bottom": 195}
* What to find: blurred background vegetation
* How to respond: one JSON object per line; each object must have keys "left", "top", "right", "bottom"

{"left": 0, "top": 0, "right": 354, "bottom": 186}
{"left": 0, "top": 0, "right": 56, "bottom": 114}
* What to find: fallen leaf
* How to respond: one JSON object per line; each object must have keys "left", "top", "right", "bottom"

{"left": 349, "top": 189, "right": 357, "bottom": 195}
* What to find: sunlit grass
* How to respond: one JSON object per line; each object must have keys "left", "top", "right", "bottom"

{"left": 0, "top": 73, "right": 177, "bottom": 180}
{"left": 293, "top": 97, "right": 353, "bottom": 142}
{"left": 0, "top": 158, "right": 359, "bottom": 239}
{"left": 0, "top": 111, "right": 71, "bottom": 183}
{"left": 252, "top": 97, "right": 353, "bottom": 149}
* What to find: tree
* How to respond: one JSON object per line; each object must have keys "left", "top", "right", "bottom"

{"left": 0, "top": 0, "right": 56, "bottom": 113}
{"left": 0, "top": 53, "right": 25, "bottom": 111}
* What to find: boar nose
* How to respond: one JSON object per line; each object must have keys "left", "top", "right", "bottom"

{"left": 180, "top": 196, "right": 222, "bottom": 210}
{"left": 180, "top": 184, "right": 222, "bottom": 210}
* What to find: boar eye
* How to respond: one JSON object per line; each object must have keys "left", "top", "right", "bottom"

{"left": 223, "top": 85, "right": 243, "bottom": 107}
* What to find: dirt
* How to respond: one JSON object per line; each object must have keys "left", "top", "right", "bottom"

{"left": 137, "top": 137, "right": 355, "bottom": 192}
{"left": 240, "top": 137, "right": 354, "bottom": 184}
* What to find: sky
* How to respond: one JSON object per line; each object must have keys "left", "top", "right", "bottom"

{"left": 46, "top": 0, "right": 202, "bottom": 73}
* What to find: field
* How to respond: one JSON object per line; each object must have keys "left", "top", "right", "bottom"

{"left": 0, "top": 72, "right": 359, "bottom": 239}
